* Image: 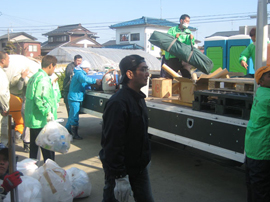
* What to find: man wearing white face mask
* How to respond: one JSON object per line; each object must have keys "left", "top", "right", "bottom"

{"left": 164, "top": 14, "right": 195, "bottom": 79}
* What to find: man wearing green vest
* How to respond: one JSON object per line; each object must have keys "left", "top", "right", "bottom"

{"left": 245, "top": 65, "right": 270, "bottom": 201}
{"left": 24, "top": 55, "right": 58, "bottom": 163}
{"left": 239, "top": 28, "right": 256, "bottom": 71}
{"left": 164, "top": 14, "right": 195, "bottom": 79}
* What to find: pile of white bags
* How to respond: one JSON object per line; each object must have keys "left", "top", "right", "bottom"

{"left": 14, "top": 158, "right": 92, "bottom": 202}
{"left": 35, "top": 121, "right": 72, "bottom": 154}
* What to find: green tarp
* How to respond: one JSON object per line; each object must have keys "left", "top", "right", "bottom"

{"left": 149, "top": 31, "right": 213, "bottom": 74}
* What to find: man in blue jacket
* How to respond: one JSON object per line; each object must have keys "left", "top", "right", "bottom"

{"left": 65, "top": 60, "right": 101, "bottom": 140}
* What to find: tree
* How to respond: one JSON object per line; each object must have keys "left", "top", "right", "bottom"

{"left": 4, "top": 41, "right": 16, "bottom": 54}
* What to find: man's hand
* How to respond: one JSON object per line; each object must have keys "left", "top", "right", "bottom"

{"left": 21, "top": 68, "right": 30, "bottom": 79}
{"left": 241, "top": 60, "right": 248, "bottom": 70}
{"left": 96, "top": 79, "right": 102, "bottom": 86}
{"left": 1, "top": 111, "right": 9, "bottom": 117}
{"left": 51, "top": 77, "right": 59, "bottom": 84}
{"left": 176, "top": 33, "right": 180, "bottom": 38}
{"left": 114, "top": 176, "right": 131, "bottom": 202}
{"left": 1, "top": 171, "right": 22, "bottom": 192}
{"left": 190, "top": 34, "right": 194, "bottom": 40}
{"left": 46, "top": 112, "right": 54, "bottom": 122}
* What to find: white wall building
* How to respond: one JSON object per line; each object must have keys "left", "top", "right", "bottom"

{"left": 105, "top": 16, "right": 197, "bottom": 58}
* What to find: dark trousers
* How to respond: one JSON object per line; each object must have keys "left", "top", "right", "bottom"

{"left": 160, "top": 55, "right": 167, "bottom": 78}
{"left": 164, "top": 58, "right": 192, "bottom": 79}
{"left": 245, "top": 157, "right": 270, "bottom": 202}
{"left": 30, "top": 128, "right": 55, "bottom": 163}
{"left": 63, "top": 92, "right": 70, "bottom": 116}
{"left": 102, "top": 166, "right": 154, "bottom": 202}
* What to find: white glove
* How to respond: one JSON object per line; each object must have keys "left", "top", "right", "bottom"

{"left": 46, "top": 112, "right": 54, "bottom": 122}
{"left": 114, "top": 175, "right": 131, "bottom": 202}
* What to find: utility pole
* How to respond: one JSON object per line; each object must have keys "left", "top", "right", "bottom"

{"left": 160, "top": 0, "right": 162, "bottom": 19}
{"left": 7, "top": 28, "right": 10, "bottom": 41}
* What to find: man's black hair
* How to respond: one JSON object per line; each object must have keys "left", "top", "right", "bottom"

{"left": 41, "top": 55, "right": 57, "bottom": 68}
{"left": 180, "top": 14, "right": 190, "bottom": 21}
{"left": 74, "top": 55, "right": 82, "bottom": 61}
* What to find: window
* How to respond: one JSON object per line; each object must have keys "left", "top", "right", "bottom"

{"left": 49, "top": 37, "right": 53, "bottom": 42}
{"left": 131, "top": 33, "right": 140, "bottom": 41}
{"left": 120, "top": 34, "right": 129, "bottom": 42}
{"left": 29, "top": 45, "right": 37, "bottom": 52}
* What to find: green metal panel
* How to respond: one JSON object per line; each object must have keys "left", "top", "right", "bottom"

{"left": 229, "top": 46, "right": 247, "bottom": 74}
{"left": 206, "top": 47, "right": 223, "bottom": 73}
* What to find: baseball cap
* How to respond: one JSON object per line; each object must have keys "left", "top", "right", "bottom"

{"left": 80, "top": 60, "right": 91, "bottom": 69}
{"left": 255, "top": 65, "right": 270, "bottom": 84}
{"left": 119, "top": 55, "right": 145, "bottom": 84}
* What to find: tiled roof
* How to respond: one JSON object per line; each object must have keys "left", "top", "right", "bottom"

{"left": 64, "top": 35, "right": 102, "bottom": 47}
{"left": 43, "top": 24, "right": 96, "bottom": 36}
{"left": 0, "top": 32, "right": 37, "bottom": 40}
{"left": 110, "top": 16, "right": 197, "bottom": 31}
{"left": 102, "top": 40, "right": 116, "bottom": 46}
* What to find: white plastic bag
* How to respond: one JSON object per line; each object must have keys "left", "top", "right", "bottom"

{"left": 66, "top": 167, "right": 92, "bottom": 198}
{"left": 4, "top": 176, "right": 42, "bottom": 202}
{"left": 33, "top": 159, "right": 73, "bottom": 202}
{"left": 16, "top": 158, "right": 38, "bottom": 177}
{"left": 35, "top": 121, "right": 72, "bottom": 154}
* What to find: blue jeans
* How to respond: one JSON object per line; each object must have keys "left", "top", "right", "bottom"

{"left": 65, "top": 100, "right": 80, "bottom": 131}
{"left": 102, "top": 166, "right": 155, "bottom": 202}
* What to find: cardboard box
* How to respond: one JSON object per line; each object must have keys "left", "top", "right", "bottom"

{"left": 152, "top": 78, "right": 172, "bottom": 98}
{"left": 175, "top": 68, "right": 229, "bottom": 103}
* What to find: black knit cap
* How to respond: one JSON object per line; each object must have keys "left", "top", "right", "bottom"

{"left": 0, "top": 144, "right": 8, "bottom": 159}
{"left": 119, "top": 55, "right": 145, "bottom": 84}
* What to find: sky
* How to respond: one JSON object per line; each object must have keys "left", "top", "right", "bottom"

{"left": 0, "top": 0, "right": 266, "bottom": 46}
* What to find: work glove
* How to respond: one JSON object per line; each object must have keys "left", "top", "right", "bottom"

{"left": 1, "top": 171, "right": 22, "bottom": 192}
{"left": 46, "top": 112, "right": 54, "bottom": 122}
{"left": 114, "top": 175, "right": 131, "bottom": 202}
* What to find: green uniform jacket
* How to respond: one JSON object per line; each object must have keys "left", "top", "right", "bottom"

{"left": 165, "top": 25, "right": 195, "bottom": 60}
{"left": 239, "top": 43, "right": 255, "bottom": 66}
{"left": 245, "top": 87, "right": 270, "bottom": 160}
{"left": 24, "top": 69, "right": 57, "bottom": 129}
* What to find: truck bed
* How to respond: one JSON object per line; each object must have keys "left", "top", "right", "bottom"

{"left": 81, "top": 90, "right": 248, "bottom": 163}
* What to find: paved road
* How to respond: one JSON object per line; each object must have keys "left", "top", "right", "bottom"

{"left": 15, "top": 100, "right": 247, "bottom": 202}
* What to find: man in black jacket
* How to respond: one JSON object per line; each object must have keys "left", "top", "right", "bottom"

{"left": 99, "top": 55, "right": 154, "bottom": 202}
{"left": 62, "top": 55, "right": 82, "bottom": 115}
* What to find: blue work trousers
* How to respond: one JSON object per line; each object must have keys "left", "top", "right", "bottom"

{"left": 65, "top": 100, "right": 80, "bottom": 131}
{"left": 102, "top": 166, "right": 155, "bottom": 202}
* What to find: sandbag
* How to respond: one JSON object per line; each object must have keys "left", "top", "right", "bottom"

{"left": 16, "top": 158, "right": 38, "bottom": 177}
{"left": 66, "top": 167, "right": 92, "bottom": 198}
{"left": 33, "top": 159, "right": 73, "bottom": 202}
{"left": 4, "top": 176, "right": 42, "bottom": 202}
{"left": 149, "top": 31, "right": 213, "bottom": 74}
{"left": 4, "top": 55, "right": 41, "bottom": 95}
{"left": 36, "top": 121, "right": 72, "bottom": 154}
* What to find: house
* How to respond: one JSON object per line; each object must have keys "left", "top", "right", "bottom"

{"left": 41, "top": 24, "right": 102, "bottom": 56}
{"left": 103, "top": 16, "right": 197, "bottom": 58}
{"left": 0, "top": 32, "right": 41, "bottom": 57}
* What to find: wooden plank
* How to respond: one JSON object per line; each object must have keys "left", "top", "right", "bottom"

{"left": 209, "top": 78, "right": 254, "bottom": 84}
{"left": 163, "top": 99, "right": 193, "bottom": 107}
